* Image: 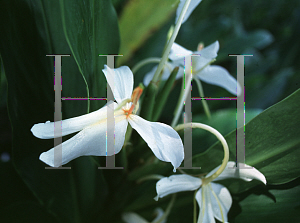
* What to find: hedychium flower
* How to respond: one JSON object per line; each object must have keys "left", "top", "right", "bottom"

{"left": 155, "top": 123, "right": 267, "bottom": 223}
{"left": 31, "top": 65, "right": 184, "bottom": 171}
{"left": 144, "top": 41, "right": 241, "bottom": 96}
{"left": 132, "top": 0, "right": 202, "bottom": 90}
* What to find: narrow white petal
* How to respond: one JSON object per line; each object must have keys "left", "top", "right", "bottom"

{"left": 193, "top": 56, "right": 213, "bottom": 72}
{"left": 156, "top": 174, "right": 201, "bottom": 199}
{"left": 207, "top": 161, "right": 267, "bottom": 185}
{"left": 122, "top": 212, "right": 148, "bottom": 223}
{"left": 152, "top": 208, "right": 166, "bottom": 223}
{"left": 169, "top": 42, "right": 193, "bottom": 61}
{"left": 196, "top": 186, "right": 216, "bottom": 223}
{"left": 31, "top": 103, "right": 112, "bottom": 139}
{"left": 128, "top": 115, "right": 184, "bottom": 171}
{"left": 209, "top": 183, "right": 232, "bottom": 222}
{"left": 39, "top": 114, "right": 128, "bottom": 167}
{"left": 175, "top": 0, "right": 202, "bottom": 24}
{"left": 197, "top": 65, "right": 242, "bottom": 96}
{"left": 195, "top": 41, "right": 219, "bottom": 59}
{"left": 102, "top": 65, "right": 133, "bottom": 103}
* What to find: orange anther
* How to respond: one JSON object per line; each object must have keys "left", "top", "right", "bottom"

{"left": 123, "top": 86, "right": 143, "bottom": 117}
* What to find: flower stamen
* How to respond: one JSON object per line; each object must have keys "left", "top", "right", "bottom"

{"left": 123, "top": 86, "right": 143, "bottom": 117}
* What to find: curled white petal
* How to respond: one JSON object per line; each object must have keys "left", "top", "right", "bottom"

{"left": 197, "top": 65, "right": 242, "bottom": 96}
{"left": 207, "top": 161, "right": 267, "bottom": 185}
{"left": 169, "top": 42, "right": 193, "bottom": 61}
{"left": 31, "top": 103, "right": 111, "bottom": 139}
{"left": 196, "top": 186, "right": 216, "bottom": 223}
{"left": 39, "top": 114, "right": 128, "bottom": 167}
{"left": 156, "top": 174, "right": 201, "bottom": 199}
{"left": 128, "top": 115, "right": 184, "bottom": 171}
{"left": 175, "top": 0, "right": 202, "bottom": 24}
{"left": 195, "top": 41, "right": 219, "bottom": 59}
{"left": 102, "top": 65, "right": 133, "bottom": 103}
{"left": 209, "top": 183, "right": 232, "bottom": 222}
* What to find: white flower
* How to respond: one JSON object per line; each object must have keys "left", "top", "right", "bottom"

{"left": 155, "top": 162, "right": 266, "bottom": 223}
{"left": 122, "top": 208, "right": 166, "bottom": 223}
{"left": 175, "top": 0, "right": 203, "bottom": 24}
{"left": 143, "top": 41, "right": 241, "bottom": 96}
{"left": 31, "top": 66, "right": 184, "bottom": 171}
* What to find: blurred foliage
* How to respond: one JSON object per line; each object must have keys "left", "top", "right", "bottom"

{"left": 1, "top": 0, "right": 299, "bottom": 222}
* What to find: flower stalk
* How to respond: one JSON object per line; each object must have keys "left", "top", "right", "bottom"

{"left": 174, "top": 122, "right": 229, "bottom": 183}
{"left": 151, "top": 0, "right": 191, "bottom": 84}
{"left": 193, "top": 78, "right": 211, "bottom": 119}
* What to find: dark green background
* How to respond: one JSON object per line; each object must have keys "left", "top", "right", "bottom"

{"left": 1, "top": 0, "right": 299, "bottom": 222}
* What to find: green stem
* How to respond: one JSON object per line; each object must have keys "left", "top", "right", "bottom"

{"left": 171, "top": 73, "right": 192, "bottom": 127}
{"left": 174, "top": 123, "right": 229, "bottom": 184}
{"left": 136, "top": 174, "right": 164, "bottom": 184}
{"left": 194, "top": 78, "right": 211, "bottom": 119}
{"left": 154, "top": 194, "right": 177, "bottom": 223}
{"left": 151, "top": 0, "right": 191, "bottom": 84}
{"left": 153, "top": 67, "right": 179, "bottom": 121}
{"left": 132, "top": 57, "right": 162, "bottom": 74}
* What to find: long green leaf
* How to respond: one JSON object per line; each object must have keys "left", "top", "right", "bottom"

{"left": 60, "top": 0, "right": 120, "bottom": 111}
{"left": 0, "top": 0, "right": 119, "bottom": 222}
{"left": 193, "top": 89, "right": 300, "bottom": 186}
{"left": 117, "top": 0, "right": 179, "bottom": 65}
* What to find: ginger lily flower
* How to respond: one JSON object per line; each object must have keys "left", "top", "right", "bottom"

{"left": 143, "top": 41, "right": 241, "bottom": 96}
{"left": 155, "top": 162, "right": 266, "bottom": 223}
{"left": 31, "top": 66, "right": 184, "bottom": 171}
{"left": 122, "top": 208, "right": 166, "bottom": 223}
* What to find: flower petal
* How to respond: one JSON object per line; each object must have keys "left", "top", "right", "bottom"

{"left": 102, "top": 65, "right": 133, "bottom": 103}
{"left": 175, "top": 0, "right": 202, "bottom": 24}
{"left": 122, "top": 212, "right": 148, "bottom": 223}
{"left": 207, "top": 161, "right": 267, "bottom": 185}
{"left": 31, "top": 103, "right": 110, "bottom": 139}
{"left": 195, "top": 41, "right": 219, "bottom": 59}
{"left": 169, "top": 42, "right": 193, "bottom": 61}
{"left": 196, "top": 186, "right": 216, "bottom": 223}
{"left": 156, "top": 174, "right": 201, "bottom": 199}
{"left": 128, "top": 115, "right": 184, "bottom": 171}
{"left": 197, "top": 65, "right": 242, "bottom": 96}
{"left": 39, "top": 113, "right": 128, "bottom": 167}
{"left": 209, "top": 182, "right": 232, "bottom": 222}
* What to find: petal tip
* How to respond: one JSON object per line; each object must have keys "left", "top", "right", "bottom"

{"left": 31, "top": 123, "right": 43, "bottom": 138}
{"left": 39, "top": 151, "right": 54, "bottom": 167}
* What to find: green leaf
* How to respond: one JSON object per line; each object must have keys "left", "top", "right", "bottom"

{"left": 60, "top": 0, "right": 120, "bottom": 111}
{"left": 0, "top": 0, "right": 119, "bottom": 222}
{"left": 117, "top": 0, "right": 179, "bottom": 65}
{"left": 193, "top": 89, "right": 300, "bottom": 187}
{"left": 0, "top": 201, "right": 58, "bottom": 223}
{"left": 192, "top": 108, "right": 262, "bottom": 154}
{"left": 232, "top": 183, "right": 300, "bottom": 222}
